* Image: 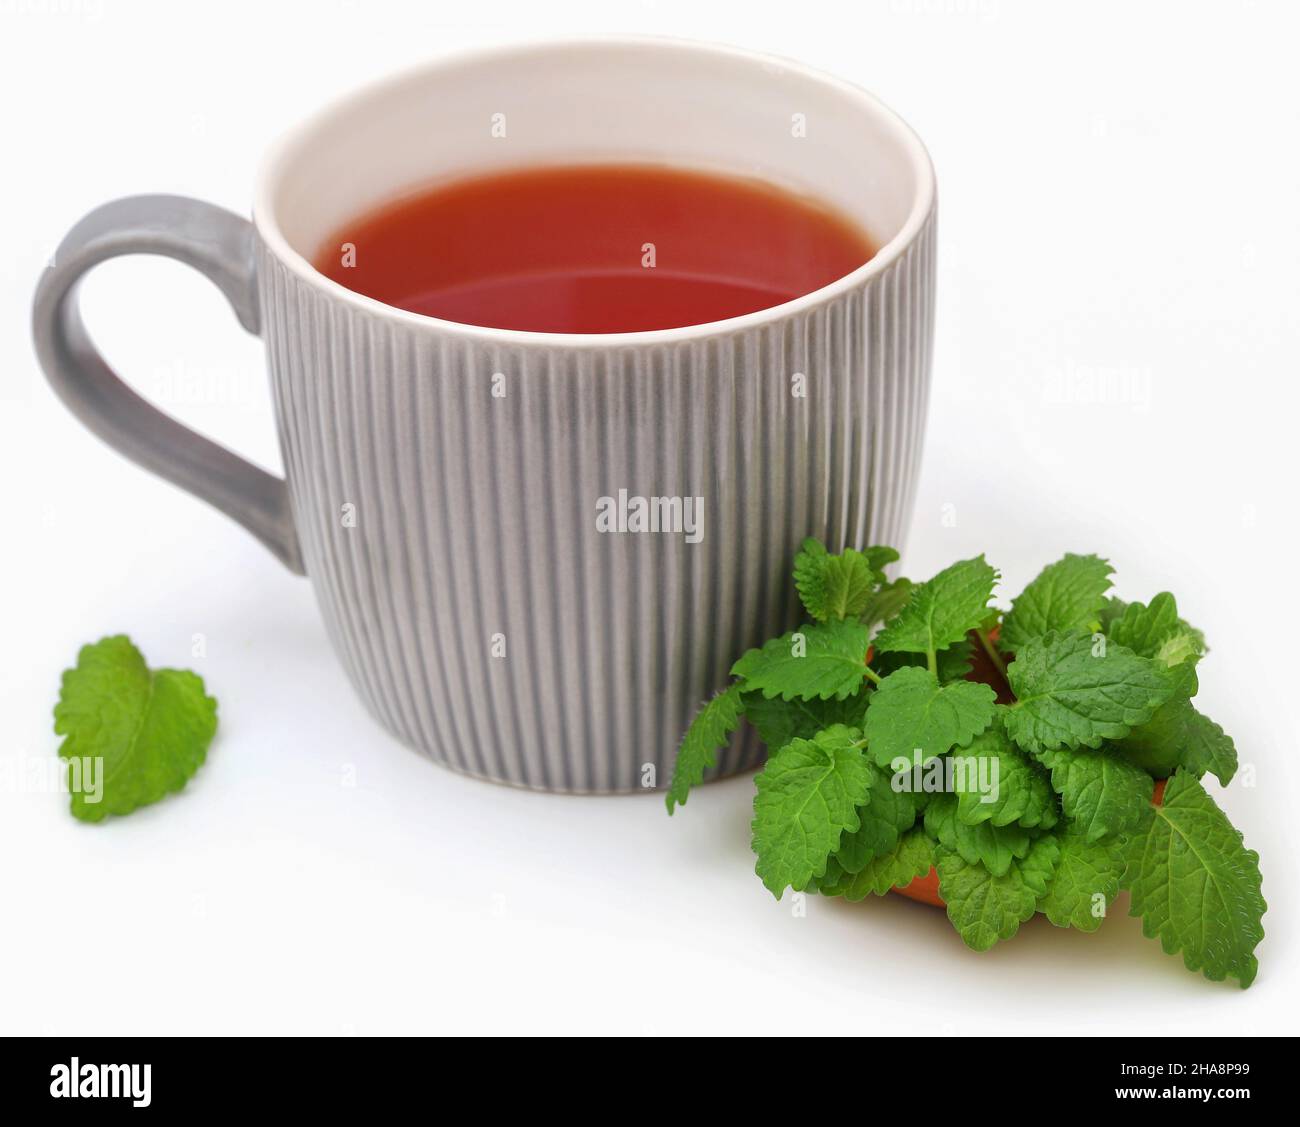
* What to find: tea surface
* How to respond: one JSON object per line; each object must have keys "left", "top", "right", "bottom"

{"left": 314, "top": 164, "right": 876, "bottom": 333}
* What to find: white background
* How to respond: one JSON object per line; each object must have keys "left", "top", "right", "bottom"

{"left": 2, "top": 0, "right": 1297, "bottom": 1035}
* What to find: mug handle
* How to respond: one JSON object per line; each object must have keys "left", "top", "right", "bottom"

{"left": 32, "top": 194, "right": 304, "bottom": 574}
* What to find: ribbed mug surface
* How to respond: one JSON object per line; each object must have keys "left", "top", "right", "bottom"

{"left": 257, "top": 208, "right": 935, "bottom": 792}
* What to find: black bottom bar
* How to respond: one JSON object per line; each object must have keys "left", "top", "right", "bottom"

{"left": 1, "top": 1035, "right": 1285, "bottom": 1112}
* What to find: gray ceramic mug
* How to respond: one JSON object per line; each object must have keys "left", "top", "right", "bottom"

{"left": 32, "top": 38, "right": 936, "bottom": 793}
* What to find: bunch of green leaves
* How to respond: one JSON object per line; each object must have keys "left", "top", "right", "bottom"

{"left": 666, "top": 541, "right": 1265, "bottom": 987}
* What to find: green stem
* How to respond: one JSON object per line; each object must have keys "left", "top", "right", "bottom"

{"left": 976, "top": 628, "right": 1009, "bottom": 683}
{"left": 926, "top": 647, "right": 937, "bottom": 678}
{"left": 862, "top": 665, "right": 883, "bottom": 687}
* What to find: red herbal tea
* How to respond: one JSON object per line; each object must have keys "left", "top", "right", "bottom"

{"left": 313, "top": 164, "right": 876, "bottom": 334}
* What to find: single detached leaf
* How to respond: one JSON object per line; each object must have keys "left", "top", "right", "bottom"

{"left": 1035, "top": 745, "right": 1155, "bottom": 841}
{"left": 53, "top": 635, "right": 217, "bottom": 822}
{"left": 865, "top": 666, "right": 997, "bottom": 768}
{"left": 821, "top": 827, "right": 935, "bottom": 901}
{"left": 1123, "top": 771, "right": 1266, "bottom": 987}
{"left": 1000, "top": 553, "right": 1113, "bottom": 652}
{"left": 834, "top": 769, "right": 924, "bottom": 873}
{"left": 953, "top": 720, "right": 1059, "bottom": 830}
{"left": 1038, "top": 823, "right": 1127, "bottom": 931}
{"left": 861, "top": 577, "right": 914, "bottom": 631}
{"left": 925, "top": 792, "right": 1032, "bottom": 876}
{"left": 873, "top": 556, "right": 998, "bottom": 656}
{"left": 1003, "top": 632, "right": 1175, "bottom": 753}
{"left": 1107, "top": 592, "right": 1205, "bottom": 668}
{"left": 751, "top": 725, "right": 874, "bottom": 896}
{"left": 742, "top": 688, "right": 870, "bottom": 755}
{"left": 937, "top": 835, "right": 1060, "bottom": 951}
{"left": 732, "top": 619, "right": 871, "bottom": 702}
{"left": 665, "top": 684, "right": 744, "bottom": 813}
{"left": 793, "top": 538, "right": 883, "bottom": 622}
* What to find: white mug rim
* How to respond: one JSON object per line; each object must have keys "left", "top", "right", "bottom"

{"left": 253, "top": 34, "right": 937, "bottom": 349}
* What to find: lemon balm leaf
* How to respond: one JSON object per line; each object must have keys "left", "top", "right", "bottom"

{"left": 821, "top": 827, "right": 935, "bottom": 900}
{"left": 817, "top": 553, "right": 879, "bottom": 621}
{"left": 1034, "top": 745, "right": 1154, "bottom": 841}
{"left": 1106, "top": 591, "right": 1206, "bottom": 668}
{"left": 925, "top": 792, "right": 1033, "bottom": 876}
{"left": 864, "top": 666, "right": 997, "bottom": 768}
{"left": 1178, "top": 707, "right": 1239, "bottom": 786}
{"left": 875, "top": 638, "right": 975, "bottom": 684}
{"left": 53, "top": 635, "right": 217, "bottom": 822}
{"left": 792, "top": 538, "right": 832, "bottom": 620}
{"left": 732, "top": 619, "right": 872, "bottom": 701}
{"left": 834, "top": 768, "right": 924, "bottom": 873}
{"left": 954, "top": 721, "right": 1059, "bottom": 830}
{"left": 793, "top": 538, "right": 885, "bottom": 622}
{"left": 860, "top": 577, "right": 914, "bottom": 631}
{"left": 861, "top": 545, "right": 901, "bottom": 573}
{"left": 1124, "top": 771, "right": 1266, "bottom": 987}
{"left": 1096, "top": 597, "right": 1130, "bottom": 635}
{"left": 1000, "top": 553, "right": 1114, "bottom": 652}
{"left": 937, "top": 835, "right": 1060, "bottom": 951}
{"left": 741, "top": 688, "right": 870, "bottom": 755}
{"left": 751, "top": 725, "right": 873, "bottom": 896}
{"left": 666, "top": 684, "right": 745, "bottom": 813}
{"left": 1038, "top": 823, "right": 1127, "bottom": 931}
{"left": 1113, "top": 660, "right": 1200, "bottom": 777}
{"left": 1003, "top": 632, "right": 1174, "bottom": 753}
{"left": 873, "top": 556, "right": 998, "bottom": 655}
{"left": 1114, "top": 661, "right": 1236, "bottom": 784}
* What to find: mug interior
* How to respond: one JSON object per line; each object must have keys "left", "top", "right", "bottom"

{"left": 256, "top": 37, "right": 934, "bottom": 335}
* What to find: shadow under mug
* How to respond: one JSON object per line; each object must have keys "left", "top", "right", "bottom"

{"left": 32, "top": 37, "right": 936, "bottom": 794}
